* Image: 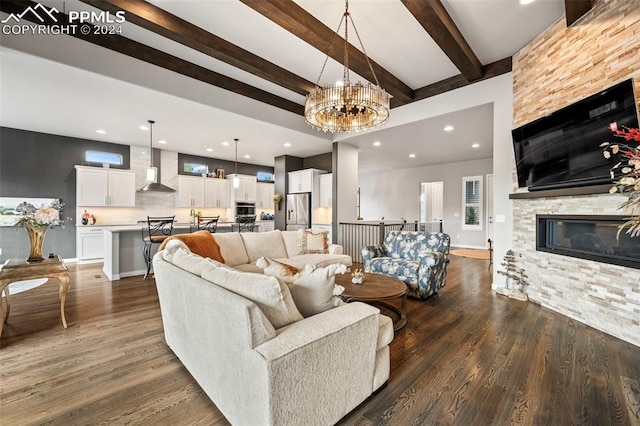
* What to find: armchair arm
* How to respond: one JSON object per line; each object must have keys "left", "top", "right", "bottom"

{"left": 328, "top": 244, "right": 343, "bottom": 255}
{"left": 361, "top": 244, "right": 387, "bottom": 271}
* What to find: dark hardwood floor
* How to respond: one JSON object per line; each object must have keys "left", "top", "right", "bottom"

{"left": 1, "top": 256, "right": 639, "bottom": 425}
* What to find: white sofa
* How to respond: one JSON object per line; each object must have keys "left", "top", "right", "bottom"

{"left": 153, "top": 246, "right": 392, "bottom": 426}
{"left": 212, "top": 230, "right": 352, "bottom": 273}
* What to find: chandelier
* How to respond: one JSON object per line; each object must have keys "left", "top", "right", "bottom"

{"left": 304, "top": 0, "right": 390, "bottom": 134}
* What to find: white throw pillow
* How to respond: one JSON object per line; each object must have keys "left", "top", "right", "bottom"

{"left": 301, "top": 229, "right": 329, "bottom": 254}
{"left": 258, "top": 257, "right": 347, "bottom": 317}
{"left": 201, "top": 266, "right": 303, "bottom": 329}
{"left": 162, "top": 239, "right": 191, "bottom": 262}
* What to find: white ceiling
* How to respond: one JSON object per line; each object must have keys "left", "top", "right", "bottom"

{"left": 0, "top": 0, "right": 565, "bottom": 169}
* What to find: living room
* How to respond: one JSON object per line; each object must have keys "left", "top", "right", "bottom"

{"left": 1, "top": 0, "right": 639, "bottom": 424}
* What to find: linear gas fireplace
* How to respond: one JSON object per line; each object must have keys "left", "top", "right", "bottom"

{"left": 537, "top": 215, "right": 640, "bottom": 269}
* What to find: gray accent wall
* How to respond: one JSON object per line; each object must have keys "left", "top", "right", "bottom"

{"left": 0, "top": 127, "right": 131, "bottom": 262}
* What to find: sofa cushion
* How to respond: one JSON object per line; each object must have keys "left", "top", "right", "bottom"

{"left": 211, "top": 232, "right": 250, "bottom": 266}
{"left": 159, "top": 231, "right": 224, "bottom": 263}
{"left": 301, "top": 229, "right": 329, "bottom": 254}
{"left": 370, "top": 257, "right": 419, "bottom": 285}
{"left": 240, "top": 231, "right": 288, "bottom": 262}
{"left": 201, "top": 266, "right": 303, "bottom": 329}
{"left": 258, "top": 257, "right": 347, "bottom": 318}
{"left": 378, "top": 315, "right": 394, "bottom": 350}
{"left": 281, "top": 230, "right": 302, "bottom": 257}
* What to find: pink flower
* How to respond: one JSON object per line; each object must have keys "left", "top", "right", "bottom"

{"left": 34, "top": 207, "right": 60, "bottom": 225}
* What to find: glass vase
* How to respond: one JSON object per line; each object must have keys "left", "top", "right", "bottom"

{"left": 24, "top": 223, "right": 48, "bottom": 262}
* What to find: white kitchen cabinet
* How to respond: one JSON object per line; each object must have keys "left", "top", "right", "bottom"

{"left": 204, "top": 178, "right": 231, "bottom": 208}
{"left": 288, "top": 169, "right": 327, "bottom": 195}
{"left": 256, "top": 182, "right": 275, "bottom": 209}
{"left": 228, "top": 174, "right": 257, "bottom": 202}
{"left": 319, "top": 173, "right": 332, "bottom": 208}
{"left": 76, "top": 226, "right": 105, "bottom": 264}
{"left": 259, "top": 221, "right": 275, "bottom": 232}
{"left": 76, "top": 166, "right": 136, "bottom": 207}
{"left": 178, "top": 176, "right": 205, "bottom": 207}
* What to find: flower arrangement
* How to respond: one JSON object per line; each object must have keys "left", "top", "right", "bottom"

{"left": 15, "top": 199, "right": 70, "bottom": 229}
{"left": 273, "top": 193, "right": 282, "bottom": 204}
{"left": 351, "top": 268, "right": 364, "bottom": 284}
{"left": 601, "top": 122, "right": 640, "bottom": 236}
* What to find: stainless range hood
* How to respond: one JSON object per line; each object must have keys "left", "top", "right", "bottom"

{"left": 138, "top": 120, "right": 176, "bottom": 193}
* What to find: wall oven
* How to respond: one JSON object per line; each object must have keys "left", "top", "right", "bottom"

{"left": 235, "top": 202, "right": 256, "bottom": 218}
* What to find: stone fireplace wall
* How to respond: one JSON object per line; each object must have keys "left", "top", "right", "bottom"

{"left": 511, "top": 0, "right": 640, "bottom": 346}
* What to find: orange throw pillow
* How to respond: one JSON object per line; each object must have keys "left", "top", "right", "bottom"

{"left": 158, "top": 231, "right": 225, "bottom": 263}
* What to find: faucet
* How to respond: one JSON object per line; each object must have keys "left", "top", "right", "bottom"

{"left": 190, "top": 209, "right": 196, "bottom": 224}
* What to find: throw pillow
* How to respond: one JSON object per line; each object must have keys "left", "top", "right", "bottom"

{"left": 158, "top": 230, "right": 225, "bottom": 263}
{"left": 201, "top": 266, "right": 303, "bottom": 329}
{"left": 162, "top": 239, "right": 191, "bottom": 262}
{"left": 258, "top": 257, "right": 347, "bottom": 317}
{"left": 301, "top": 229, "right": 329, "bottom": 254}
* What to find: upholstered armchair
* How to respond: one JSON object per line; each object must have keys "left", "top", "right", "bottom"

{"left": 361, "top": 231, "right": 451, "bottom": 300}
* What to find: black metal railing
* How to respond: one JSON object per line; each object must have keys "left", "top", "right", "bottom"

{"left": 339, "top": 220, "right": 443, "bottom": 263}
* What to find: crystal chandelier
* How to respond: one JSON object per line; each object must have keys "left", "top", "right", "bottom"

{"left": 304, "top": 0, "right": 390, "bottom": 134}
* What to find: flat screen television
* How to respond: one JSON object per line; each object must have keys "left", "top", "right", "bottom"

{"left": 512, "top": 79, "right": 639, "bottom": 191}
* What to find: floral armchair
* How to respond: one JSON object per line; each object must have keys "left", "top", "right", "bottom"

{"left": 361, "top": 231, "right": 451, "bottom": 300}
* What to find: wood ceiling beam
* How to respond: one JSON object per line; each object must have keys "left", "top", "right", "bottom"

{"left": 0, "top": 0, "right": 303, "bottom": 115}
{"left": 564, "top": 0, "right": 593, "bottom": 27}
{"left": 239, "top": 0, "right": 415, "bottom": 105}
{"left": 401, "top": 0, "right": 483, "bottom": 82}
{"left": 80, "top": 0, "right": 315, "bottom": 96}
{"left": 413, "top": 57, "right": 511, "bottom": 102}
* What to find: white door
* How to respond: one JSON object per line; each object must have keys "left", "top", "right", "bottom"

{"left": 487, "top": 174, "right": 494, "bottom": 243}
{"left": 420, "top": 181, "right": 443, "bottom": 223}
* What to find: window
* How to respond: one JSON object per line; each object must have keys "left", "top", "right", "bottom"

{"left": 85, "top": 150, "right": 123, "bottom": 165}
{"left": 462, "top": 176, "right": 483, "bottom": 231}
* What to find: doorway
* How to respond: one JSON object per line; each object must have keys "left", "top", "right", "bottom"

{"left": 420, "top": 181, "right": 444, "bottom": 223}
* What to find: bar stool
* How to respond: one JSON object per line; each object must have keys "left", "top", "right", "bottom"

{"left": 193, "top": 216, "right": 220, "bottom": 233}
{"left": 232, "top": 215, "right": 256, "bottom": 232}
{"left": 142, "top": 216, "right": 175, "bottom": 279}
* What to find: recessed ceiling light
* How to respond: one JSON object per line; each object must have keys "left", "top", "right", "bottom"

{"left": 409, "top": 154, "right": 416, "bottom": 158}
{"left": 139, "top": 125, "right": 149, "bottom": 131}
{"left": 158, "top": 140, "right": 167, "bottom": 144}
{"left": 284, "top": 142, "right": 291, "bottom": 147}
{"left": 443, "top": 125, "right": 454, "bottom": 132}
{"left": 222, "top": 141, "right": 229, "bottom": 146}
{"left": 96, "top": 129, "right": 106, "bottom": 134}
{"left": 206, "top": 148, "right": 213, "bottom": 152}
{"left": 519, "top": 0, "right": 535, "bottom": 4}
{"left": 373, "top": 141, "right": 381, "bottom": 146}
{"left": 244, "top": 154, "right": 251, "bottom": 159}
{"left": 471, "top": 143, "right": 480, "bottom": 148}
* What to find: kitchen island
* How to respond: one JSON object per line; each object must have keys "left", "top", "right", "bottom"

{"left": 99, "top": 221, "right": 274, "bottom": 280}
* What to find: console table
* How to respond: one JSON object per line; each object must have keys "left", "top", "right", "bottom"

{"left": 0, "top": 256, "right": 70, "bottom": 338}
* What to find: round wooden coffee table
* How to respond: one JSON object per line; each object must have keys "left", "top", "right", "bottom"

{"left": 335, "top": 272, "right": 407, "bottom": 331}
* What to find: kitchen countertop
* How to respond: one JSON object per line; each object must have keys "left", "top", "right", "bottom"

{"left": 77, "top": 220, "right": 275, "bottom": 231}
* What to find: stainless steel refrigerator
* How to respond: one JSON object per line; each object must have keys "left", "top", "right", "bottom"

{"left": 286, "top": 193, "right": 311, "bottom": 231}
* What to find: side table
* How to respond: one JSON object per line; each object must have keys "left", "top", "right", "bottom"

{"left": 0, "top": 256, "right": 70, "bottom": 338}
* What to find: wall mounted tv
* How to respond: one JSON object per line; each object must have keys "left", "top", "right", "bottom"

{"left": 512, "top": 79, "right": 639, "bottom": 192}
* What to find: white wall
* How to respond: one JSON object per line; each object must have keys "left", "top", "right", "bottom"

{"left": 359, "top": 158, "right": 492, "bottom": 248}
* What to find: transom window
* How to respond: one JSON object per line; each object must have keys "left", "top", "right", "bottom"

{"left": 85, "top": 150, "right": 123, "bottom": 165}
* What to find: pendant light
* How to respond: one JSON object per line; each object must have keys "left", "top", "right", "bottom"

{"left": 138, "top": 120, "right": 176, "bottom": 192}
{"left": 233, "top": 138, "right": 240, "bottom": 189}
